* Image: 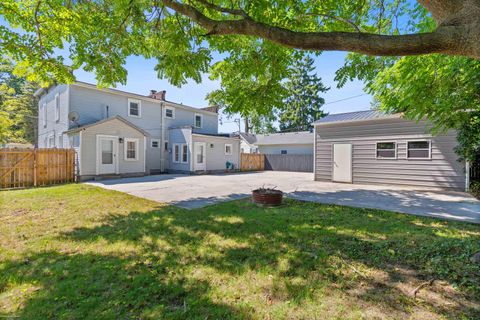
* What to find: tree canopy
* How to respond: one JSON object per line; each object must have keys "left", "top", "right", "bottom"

{"left": 1, "top": 0, "right": 479, "bottom": 156}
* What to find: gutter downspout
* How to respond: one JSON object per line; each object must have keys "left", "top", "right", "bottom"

{"left": 466, "top": 161, "right": 470, "bottom": 192}
{"left": 160, "top": 102, "right": 164, "bottom": 172}
{"left": 313, "top": 124, "right": 317, "bottom": 181}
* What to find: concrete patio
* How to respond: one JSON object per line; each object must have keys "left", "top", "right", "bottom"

{"left": 87, "top": 171, "right": 480, "bottom": 224}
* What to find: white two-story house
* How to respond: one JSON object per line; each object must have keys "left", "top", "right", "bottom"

{"left": 34, "top": 81, "right": 240, "bottom": 180}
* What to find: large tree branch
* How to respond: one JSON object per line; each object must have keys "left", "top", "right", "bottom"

{"left": 162, "top": 0, "right": 469, "bottom": 57}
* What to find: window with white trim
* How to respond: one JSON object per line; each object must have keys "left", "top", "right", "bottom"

{"left": 125, "top": 138, "right": 139, "bottom": 160}
{"left": 407, "top": 140, "right": 431, "bottom": 159}
{"left": 55, "top": 94, "right": 60, "bottom": 122}
{"left": 151, "top": 139, "right": 160, "bottom": 148}
{"left": 164, "top": 107, "right": 175, "bottom": 119}
{"left": 173, "top": 144, "right": 180, "bottom": 163}
{"left": 48, "top": 135, "right": 55, "bottom": 148}
{"left": 164, "top": 141, "right": 169, "bottom": 151}
{"left": 376, "top": 142, "right": 396, "bottom": 159}
{"left": 225, "top": 144, "right": 232, "bottom": 155}
{"left": 182, "top": 144, "right": 188, "bottom": 163}
{"left": 194, "top": 114, "right": 203, "bottom": 128}
{"left": 128, "top": 99, "right": 141, "bottom": 118}
{"left": 42, "top": 102, "right": 47, "bottom": 128}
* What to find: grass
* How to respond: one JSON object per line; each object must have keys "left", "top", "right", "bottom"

{"left": 1, "top": 184, "right": 479, "bottom": 319}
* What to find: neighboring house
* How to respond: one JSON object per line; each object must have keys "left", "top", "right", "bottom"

{"left": 34, "top": 81, "right": 240, "bottom": 180}
{"left": 313, "top": 110, "right": 468, "bottom": 191}
{"left": 238, "top": 131, "right": 314, "bottom": 155}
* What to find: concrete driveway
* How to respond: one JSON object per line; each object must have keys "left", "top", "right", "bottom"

{"left": 87, "top": 171, "right": 480, "bottom": 224}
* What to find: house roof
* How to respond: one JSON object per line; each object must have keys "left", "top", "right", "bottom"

{"left": 238, "top": 133, "right": 257, "bottom": 145}
{"left": 64, "top": 115, "right": 150, "bottom": 136}
{"left": 35, "top": 81, "right": 218, "bottom": 116}
{"left": 314, "top": 110, "right": 401, "bottom": 125}
{"left": 251, "top": 131, "right": 313, "bottom": 146}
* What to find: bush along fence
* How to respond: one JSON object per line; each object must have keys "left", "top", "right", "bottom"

{"left": 0, "top": 148, "right": 76, "bottom": 189}
{"left": 240, "top": 153, "right": 313, "bottom": 173}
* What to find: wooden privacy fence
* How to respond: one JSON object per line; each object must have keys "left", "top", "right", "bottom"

{"left": 240, "top": 153, "right": 265, "bottom": 171}
{"left": 265, "top": 154, "right": 313, "bottom": 172}
{"left": 240, "top": 153, "right": 313, "bottom": 172}
{"left": 0, "top": 148, "right": 76, "bottom": 189}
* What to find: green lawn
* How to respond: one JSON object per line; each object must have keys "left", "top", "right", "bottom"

{"left": 1, "top": 184, "right": 479, "bottom": 319}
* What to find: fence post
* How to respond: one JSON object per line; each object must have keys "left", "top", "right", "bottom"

{"left": 33, "top": 148, "right": 37, "bottom": 187}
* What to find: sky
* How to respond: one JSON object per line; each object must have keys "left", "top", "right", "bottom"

{"left": 73, "top": 52, "right": 372, "bottom": 133}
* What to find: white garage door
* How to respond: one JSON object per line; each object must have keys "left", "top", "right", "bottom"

{"left": 333, "top": 143, "right": 352, "bottom": 183}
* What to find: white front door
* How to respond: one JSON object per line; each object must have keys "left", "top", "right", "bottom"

{"left": 97, "top": 136, "right": 118, "bottom": 174}
{"left": 333, "top": 143, "right": 352, "bottom": 183}
{"left": 194, "top": 142, "right": 206, "bottom": 171}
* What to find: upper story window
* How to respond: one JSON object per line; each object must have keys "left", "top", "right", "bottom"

{"left": 125, "top": 138, "right": 139, "bottom": 161}
{"left": 376, "top": 142, "right": 396, "bottom": 159}
{"left": 194, "top": 114, "right": 203, "bottom": 128}
{"left": 42, "top": 102, "right": 47, "bottom": 128}
{"left": 151, "top": 139, "right": 160, "bottom": 148}
{"left": 55, "top": 93, "right": 60, "bottom": 122}
{"left": 225, "top": 144, "right": 232, "bottom": 155}
{"left": 128, "top": 99, "right": 141, "bottom": 118}
{"left": 407, "top": 140, "right": 431, "bottom": 159}
{"left": 164, "top": 106, "right": 175, "bottom": 119}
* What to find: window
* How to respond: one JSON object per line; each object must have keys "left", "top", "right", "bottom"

{"left": 42, "top": 102, "right": 47, "bottom": 128}
{"left": 182, "top": 144, "right": 188, "bottom": 163}
{"left": 173, "top": 144, "right": 180, "bottom": 163}
{"left": 225, "top": 144, "right": 232, "bottom": 155}
{"left": 194, "top": 114, "right": 203, "bottom": 128}
{"left": 55, "top": 94, "right": 60, "bottom": 122}
{"left": 48, "top": 135, "right": 55, "bottom": 148}
{"left": 70, "top": 135, "right": 80, "bottom": 148}
{"left": 151, "top": 139, "right": 160, "bottom": 148}
{"left": 164, "top": 141, "right": 169, "bottom": 151}
{"left": 407, "top": 140, "right": 431, "bottom": 159}
{"left": 376, "top": 142, "right": 396, "bottom": 159}
{"left": 281, "top": 150, "right": 287, "bottom": 155}
{"left": 128, "top": 99, "right": 141, "bottom": 118}
{"left": 124, "top": 138, "right": 139, "bottom": 160}
{"left": 164, "top": 107, "right": 175, "bottom": 119}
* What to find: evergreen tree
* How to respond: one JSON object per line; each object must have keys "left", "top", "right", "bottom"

{"left": 279, "top": 57, "right": 329, "bottom": 131}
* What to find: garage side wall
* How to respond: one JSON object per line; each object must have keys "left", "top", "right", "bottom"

{"left": 315, "top": 118, "right": 465, "bottom": 190}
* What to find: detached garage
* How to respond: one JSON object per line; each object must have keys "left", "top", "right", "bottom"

{"left": 313, "top": 110, "right": 468, "bottom": 191}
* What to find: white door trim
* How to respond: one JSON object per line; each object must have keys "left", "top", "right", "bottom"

{"left": 332, "top": 143, "right": 352, "bottom": 183}
{"left": 194, "top": 142, "right": 207, "bottom": 171}
{"left": 96, "top": 135, "right": 119, "bottom": 175}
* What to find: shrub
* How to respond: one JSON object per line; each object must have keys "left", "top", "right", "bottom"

{"left": 470, "top": 180, "right": 480, "bottom": 199}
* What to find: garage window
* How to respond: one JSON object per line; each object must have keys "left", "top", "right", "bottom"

{"left": 407, "top": 140, "right": 431, "bottom": 159}
{"left": 376, "top": 142, "right": 396, "bottom": 159}
{"left": 225, "top": 144, "right": 232, "bottom": 155}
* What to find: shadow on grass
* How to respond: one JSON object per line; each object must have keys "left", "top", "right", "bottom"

{"left": 2, "top": 199, "right": 479, "bottom": 318}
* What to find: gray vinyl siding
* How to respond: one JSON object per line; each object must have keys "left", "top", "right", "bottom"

{"left": 192, "top": 135, "right": 240, "bottom": 171}
{"left": 315, "top": 118, "right": 466, "bottom": 190}
{"left": 168, "top": 127, "right": 192, "bottom": 172}
{"left": 37, "top": 84, "right": 69, "bottom": 148}
{"left": 79, "top": 118, "right": 145, "bottom": 176}
{"left": 258, "top": 144, "right": 313, "bottom": 155}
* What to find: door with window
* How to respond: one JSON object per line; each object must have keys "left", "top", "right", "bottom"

{"left": 194, "top": 142, "right": 206, "bottom": 171}
{"left": 97, "top": 136, "right": 118, "bottom": 174}
{"left": 332, "top": 143, "right": 352, "bottom": 183}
